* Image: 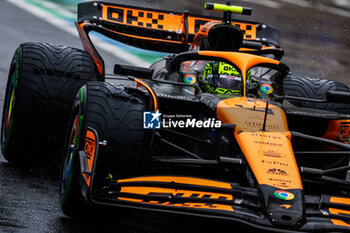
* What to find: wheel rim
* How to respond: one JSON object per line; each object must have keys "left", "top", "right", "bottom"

{"left": 1, "top": 71, "right": 16, "bottom": 153}
{"left": 60, "top": 114, "right": 80, "bottom": 204}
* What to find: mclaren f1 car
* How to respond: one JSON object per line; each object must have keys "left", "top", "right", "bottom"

{"left": 2, "top": 1, "right": 350, "bottom": 232}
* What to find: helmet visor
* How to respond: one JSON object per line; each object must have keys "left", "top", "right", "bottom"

{"left": 206, "top": 74, "right": 242, "bottom": 91}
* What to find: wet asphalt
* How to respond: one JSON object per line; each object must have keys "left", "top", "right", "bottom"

{"left": 0, "top": 0, "right": 349, "bottom": 232}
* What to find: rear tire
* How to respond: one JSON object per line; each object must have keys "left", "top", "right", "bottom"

{"left": 1, "top": 43, "right": 101, "bottom": 165}
{"left": 284, "top": 75, "right": 350, "bottom": 113}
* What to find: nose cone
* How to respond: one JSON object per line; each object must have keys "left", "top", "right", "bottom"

{"left": 260, "top": 185, "right": 304, "bottom": 229}
{"left": 267, "top": 201, "right": 304, "bottom": 228}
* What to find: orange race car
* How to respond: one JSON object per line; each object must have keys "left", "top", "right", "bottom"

{"left": 2, "top": 1, "right": 350, "bottom": 232}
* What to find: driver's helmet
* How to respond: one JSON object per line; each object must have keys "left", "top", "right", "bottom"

{"left": 200, "top": 62, "right": 251, "bottom": 95}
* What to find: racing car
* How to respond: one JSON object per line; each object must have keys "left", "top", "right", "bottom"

{"left": 2, "top": 1, "right": 350, "bottom": 232}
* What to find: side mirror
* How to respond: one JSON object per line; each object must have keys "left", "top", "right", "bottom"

{"left": 114, "top": 64, "right": 154, "bottom": 79}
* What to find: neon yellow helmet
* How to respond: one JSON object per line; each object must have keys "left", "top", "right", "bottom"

{"left": 201, "top": 62, "right": 249, "bottom": 95}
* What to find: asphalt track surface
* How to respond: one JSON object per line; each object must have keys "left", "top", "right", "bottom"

{"left": 0, "top": 0, "right": 349, "bottom": 233}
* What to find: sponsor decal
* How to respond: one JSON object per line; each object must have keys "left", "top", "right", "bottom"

{"left": 270, "top": 178, "right": 292, "bottom": 188}
{"left": 274, "top": 190, "right": 295, "bottom": 200}
{"left": 236, "top": 105, "right": 274, "bottom": 114}
{"left": 84, "top": 130, "right": 96, "bottom": 159}
{"left": 251, "top": 133, "right": 281, "bottom": 139}
{"left": 260, "top": 150, "right": 285, "bottom": 158}
{"left": 270, "top": 178, "right": 292, "bottom": 183}
{"left": 260, "top": 83, "right": 273, "bottom": 94}
{"left": 245, "top": 121, "right": 279, "bottom": 130}
{"left": 104, "top": 5, "right": 166, "bottom": 30}
{"left": 82, "top": 129, "right": 97, "bottom": 186}
{"left": 183, "top": 74, "right": 196, "bottom": 84}
{"left": 273, "top": 183, "right": 290, "bottom": 188}
{"left": 280, "top": 204, "right": 291, "bottom": 209}
{"left": 267, "top": 168, "right": 288, "bottom": 176}
{"left": 253, "top": 141, "right": 283, "bottom": 147}
{"left": 337, "top": 124, "right": 350, "bottom": 142}
{"left": 102, "top": 5, "right": 255, "bottom": 38}
{"left": 118, "top": 189, "right": 234, "bottom": 211}
{"left": 262, "top": 159, "right": 289, "bottom": 167}
{"left": 223, "top": 66, "right": 237, "bottom": 72}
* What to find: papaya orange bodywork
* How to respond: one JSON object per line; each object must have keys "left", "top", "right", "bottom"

{"left": 217, "top": 97, "right": 302, "bottom": 190}
{"left": 101, "top": 27, "right": 185, "bottom": 45}
{"left": 323, "top": 120, "right": 350, "bottom": 144}
{"left": 329, "top": 208, "right": 350, "bottom": 216}
{"left": 116, "top": 176, "right": 235, "bottom": 212}
{"left": 120, "top": 186, "right": 233, "bottom": 200}
{"left": 76, "top": 22, "right": 104, "bottom": 75}
{"left": 330, "top": 196, "right": 350, "bottom": 205}
{"left": 133, "top": 78, "right": 158, "bottom": 111}
{"left": 101, "top": 5, "right": 256, "bottom": 39}
{"left": 102, "top": 5, "right": 183, "bottom": 32}
{"left": 117, "top": 197, "right": 234, "bottom": 211}
{"left": 331, "top": 219, "right": 350, "bottom": 228}
{"left": 117, "top": 176, "right": 232, "bottom": 189}
{"left": 239, "top": 46, "right": 277, "bottom": 52}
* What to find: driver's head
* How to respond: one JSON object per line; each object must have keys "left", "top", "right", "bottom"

{"left": 200, "top": 62, "right": 244, "bottom": 95}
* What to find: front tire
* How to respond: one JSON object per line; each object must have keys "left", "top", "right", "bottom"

{"left": 60, "top": 88, "right": 89, "bottom": 217}
{"left": 60, "top": 82, "right": 147, "bottom": 217}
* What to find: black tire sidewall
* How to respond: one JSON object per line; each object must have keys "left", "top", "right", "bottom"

{"left": 284, "top": 75, "right": 350, "bottom": 113}
{"left": 1, "top": 46, "right": 22, "bottom": 161}
{"left": 60, "top": 86, "right": 89, "bottom": 217}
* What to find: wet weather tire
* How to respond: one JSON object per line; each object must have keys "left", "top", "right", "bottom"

{"left": 1, "top": 43, "right": 101, "bottom": 165}
{"left": 60, "top": 82, "right": 146, "bottom": 217}
{"left": 60, "top": 90, "right": 88, "bottom": 217}
{"left": 284, "top": 75, "right": 350, "bottom": 113}
{"left": 82, "top": 82, "right": 147, "bottom": 184}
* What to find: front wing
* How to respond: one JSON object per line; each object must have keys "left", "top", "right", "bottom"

{"left": 85, "top": 175, "right": 350, "bottom": 232}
